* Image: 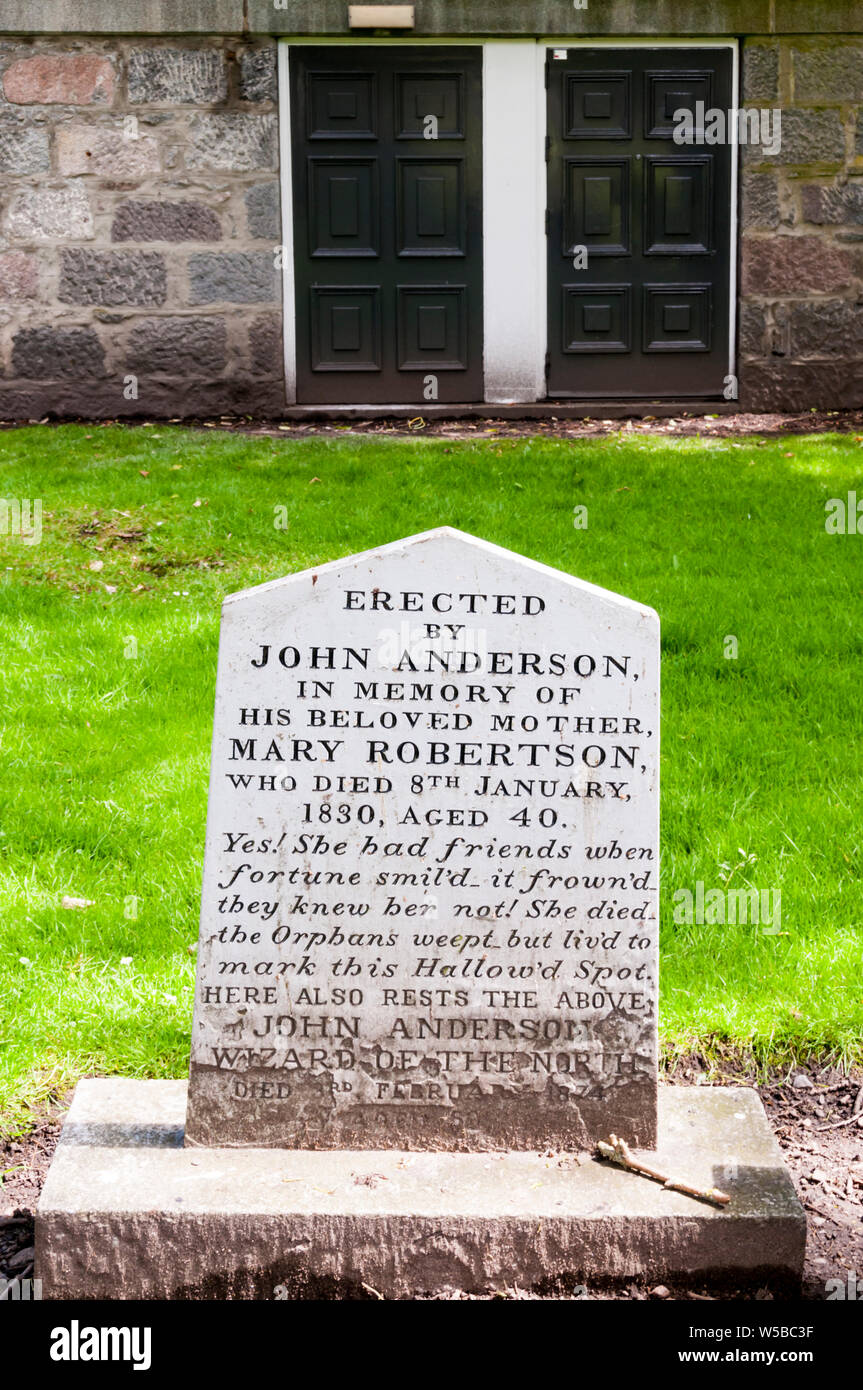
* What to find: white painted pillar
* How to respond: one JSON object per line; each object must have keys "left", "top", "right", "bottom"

{"left": 482, "top": 41, "right": 546, "bottom": 403}
{"left": 278, "top": 40, "right": 297, "bottom": 405}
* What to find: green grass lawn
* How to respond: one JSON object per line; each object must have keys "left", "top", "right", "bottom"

{"left": 0, "top": 423, "right": 861, "bottom": 1133}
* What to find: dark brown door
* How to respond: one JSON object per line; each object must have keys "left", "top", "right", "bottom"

{"left": 547, "top": 48, "right": 733, "bottom": 398}
{"left": 291, "top": 46, "right": 484, "bottom": 405}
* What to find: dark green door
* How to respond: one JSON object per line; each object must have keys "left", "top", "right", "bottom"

{"left": 291, "top": 46, "right": 483, "bottom": 405}
{"left": 546, "top": 48, "right": 733, "bottom": 399}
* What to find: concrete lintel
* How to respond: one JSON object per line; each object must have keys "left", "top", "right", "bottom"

{"left": 0, "top": 1, "right": 245, "bottom": 34}
{"left": 249, "top": 1, "right": 775, "bottom": 37}
{"left": 37, "top": 1079, "right": 805, "bottom": 1299}
{"left": 4, "top": 0, "right": 863, "bottom": 39}
{"left": 773, "top": 0, "right": 863, "bottom": 32}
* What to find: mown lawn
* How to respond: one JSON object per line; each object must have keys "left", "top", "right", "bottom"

{"left": 0, "top": 423, "right": 861, "bottom": 1133}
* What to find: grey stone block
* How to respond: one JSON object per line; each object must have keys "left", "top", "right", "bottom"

{"left": 738, "top": 302, "right": 768, "bottom": 359}
{"left": 59, "top": 249, "right": 167, "bottom": 306}
{"left": 11, "top": 325, "right": 105, "bottom": 379}
{"left": 0, "top": 121, "right": 50, "bottom": 174}
{"left": 7, "top": 186, "right": 94, "bottom": 242}
{"left": 128, "top": 48, "right": 228, "bottom": 105}
{"left": 0, "top": 387, "right": 43, "bottom": 418}
{"left": 56, "top": 125, "right": 161, "bottom": 178}
{"left": 765, "top": 110, "right": 846, "bottom": 166}
{"left": 742, "top": 42, "right": 779, "bottom": 103}
{"left": 245, "top": 182, "right": 282, "bottom": 241}
{"left": 771, "top": 302, "right": 791, "bottom": 357}
{"left": 239, "top": 46, "right": 278, "bottom": 103}
{"left": 741, "top": 171, "right": 781, "bottom": 230}
{"left": 112, "top": 201, "right": 221, "bottom": 243}
{"left": 126, "top": 316, "right": 227, "bottom": 376}
{"left": 36, "top": 1079, "right": 805, "bottom": 1299}
{"left": 741, "top": 359, "right": 863, "bottom": 410}
{"left": 792, "top": 43, "right": 863, "bottom": 101}
{"left": 0, "top": 378, "right": 285, "bottom": 421}
{"left": 186, "top": 114, "right": 278, "bottom": 172}
{"left": 789, "top": 298, "right": 863, "bottom": 356}
{"left": 801, "top": 182, "right": 863, "bottom": 225}
{"left": 249, "top": 311, "right": 283, "bottom": 374}
{"left": 189, "top": 251, "right": 278, "bottom": 304}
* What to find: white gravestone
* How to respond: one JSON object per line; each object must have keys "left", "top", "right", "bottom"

{"left": 185, "top": 528, "right": 659, "bottom": 1150}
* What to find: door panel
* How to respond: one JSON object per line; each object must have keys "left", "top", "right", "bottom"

{"left": 547, "top": 48, "right": 733, "bottom": 399}
{"left": 396, "top": 159, "right": 466, "bottom": 255}
{"left": 292, "top": 47, "right": 483, "bottom": 405}
{"left": 566, "top": 158, "right": 630, "bottom": 255}
{"left": 643, "top": 283, "right": 711, "bottom": 351}
{"left": 566, "top": 70, "right": 631, "bottom": 138}
{"left": 644, "top": 156, "right": 712, "bottom": 254}
{"left": 308, "top": 73, "right": 377, "bottom": 138}
{"left": 309, "top": 159, "right": 379, "bottom": 256}
{"left": 310, "top": 287, "right": 381, "bottom": 372}
{"left": 398, "top": 285, "right": 467, "bottom": 369}
{"left": 565, "top": 285, "right": 632, "bottom": 353}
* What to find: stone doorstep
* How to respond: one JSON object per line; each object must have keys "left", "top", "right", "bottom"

{"left": 280, "top": 402, "right": 741, "bottom": 421}
{"left": 35, "top": 1080, "right": 805, "bottom": 1299}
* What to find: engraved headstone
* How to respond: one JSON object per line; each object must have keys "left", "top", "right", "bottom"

{"left": 185, "top": 528, "right": 659, "bottom": 1150}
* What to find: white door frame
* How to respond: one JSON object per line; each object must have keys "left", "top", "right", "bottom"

{"left": 277, "top": 37, "right": 739, "bottom": 407}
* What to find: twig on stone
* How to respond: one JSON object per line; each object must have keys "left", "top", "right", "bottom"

{"left": 595, "top": 1134, "right": 731, "bottom": 1208}
{"left": 361, "top": 1282, "right": 384, "bottom": 1301}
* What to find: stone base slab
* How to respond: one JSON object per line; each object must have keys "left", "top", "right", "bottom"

{"left": 36, "top": 1080, "right": 805, "bottom": 1299}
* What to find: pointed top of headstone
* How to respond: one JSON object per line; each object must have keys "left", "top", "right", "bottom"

{"left": 224, "top": 527, "right": 659, "bottom": 624}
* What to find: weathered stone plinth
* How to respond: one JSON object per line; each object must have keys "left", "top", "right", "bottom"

{"left": 36, "top": 1079, "right": 805, "bottom": 1299}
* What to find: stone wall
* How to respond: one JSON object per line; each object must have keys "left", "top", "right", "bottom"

{"left": 0, "top": 36, "right": 284, "bottom": 419}
{"left": 1, "top": 20, "right": 863, "bottom": 416}
{"left": 740, "top": 36, "right": 863, "bottom": 410}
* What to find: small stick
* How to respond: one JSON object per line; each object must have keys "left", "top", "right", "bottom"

{"left": 815, "top": 1111, "right": 863, "bottom": 1132}
{"left": 595, "top": 1133, "right": 731, "bottom": 1208}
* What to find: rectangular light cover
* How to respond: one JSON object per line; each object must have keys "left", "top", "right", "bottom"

{"left": 348, "top": 5, "right": 416, "bottom": 27}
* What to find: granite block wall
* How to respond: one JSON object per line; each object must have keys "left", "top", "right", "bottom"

{"left": 0, "top": 37, "right": 284, "bottom": 419}
{"left": 740, "top": 36, "right": 863, "bottom": 410}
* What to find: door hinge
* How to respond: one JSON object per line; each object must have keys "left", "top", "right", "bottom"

{"left": 545, "top": 208, "right": 550, "bottom": 237}
{"left": 544, "top": 350, "right": 551, "bottom": 382}
{"left": 545, "top": 134, "right": 551, "bottom": 162}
